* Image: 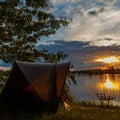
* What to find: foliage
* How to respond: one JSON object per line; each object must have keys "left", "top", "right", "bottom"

{"left": 0, "top": 0, "right": 69, "bottom": 63}
{"left": 73, "top": 66, "right": 120, "bottom": 74}
{"left": 40, "top": 49, "right": 68, "bottom": 63}
{"left": 67, "top": 70, "right": 76, "bottom": 85}
{"left": 0, "top": 0, "right": 75, "bottom": 107}
{"left": 0, "top": 70, "right": 9, "bottom": 89}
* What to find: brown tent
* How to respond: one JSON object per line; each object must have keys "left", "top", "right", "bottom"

{"left": 0, "top": 61, "right": 70, "bottom": 112}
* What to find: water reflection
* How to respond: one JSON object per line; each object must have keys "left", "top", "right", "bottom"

{"left": 96, "top": 74, "right": 120, "bottom": 95}
{"left": 70, "top": 74, "right": 120, "bottom": 103}
{"left": 105, "top": 78, "right": 113, "bottom": 89}
{"left": 96, "top": 74, "right": 120, "bottom": 105}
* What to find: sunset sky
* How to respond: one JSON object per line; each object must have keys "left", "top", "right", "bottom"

{"left": 39, "top": 0, "right": 120, "bottom": 69}
{"left": 1, "top": 0, "right": 120, "bottom": 70}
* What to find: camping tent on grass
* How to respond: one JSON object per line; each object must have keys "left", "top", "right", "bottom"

{"left": 0, "top": 61, "right": 70, "bottom": 113}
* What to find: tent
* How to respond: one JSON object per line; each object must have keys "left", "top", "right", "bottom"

{"left": 0, "top": 61, "right": 70, "bottom": 112}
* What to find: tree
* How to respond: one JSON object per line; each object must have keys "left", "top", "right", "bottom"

{"left": 0, "top": 0, "right": 69, "bottom": 63}
{"left": 0, "top": 0, "right": 76, "bottom": 103}
{"left": 40, "top": 49, "right": 68, "bottom": 63}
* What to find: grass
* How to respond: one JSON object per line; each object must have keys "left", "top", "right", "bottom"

{"left": 41, "top": 108, "right": 120, "bottom": 120}
{"left": 0, "top": 101, "right": 120, "bottom": 120}
{"left": 41, "top": 102, "right": 120, "bottom": 120}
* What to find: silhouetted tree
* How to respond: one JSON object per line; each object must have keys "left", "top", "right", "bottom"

{"left": 0, "top": 0, "right": 76, "bottom": 103}
{"left": 40, "top": 50, "right": 68, "bottom": 63}
{"left": 0, "top": 0, "right": 69, "bottom": 63}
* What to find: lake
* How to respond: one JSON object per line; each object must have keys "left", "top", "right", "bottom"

{"left": 69, "top": 74, "right": 120, "bottom": 104}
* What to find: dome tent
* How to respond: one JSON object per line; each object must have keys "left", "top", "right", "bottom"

{"left": 0, "top": 61, "right": 70, "bottom": 113}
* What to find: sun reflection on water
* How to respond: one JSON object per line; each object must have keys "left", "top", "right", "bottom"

{"left": 104, "top": 74, "right": 120, "bottom": 90}
{"left": 94, "top": 74, "right": 120, "bottom": 106}
{"left": 97, "top": 74, "right": 120, "bottom": 92}
{"left": 105, "top": 79, "right": 113, "bottom": 89}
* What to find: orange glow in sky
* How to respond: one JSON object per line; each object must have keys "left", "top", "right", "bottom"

{"left": 95, "top": 56, "right": 119, "bottom": 64}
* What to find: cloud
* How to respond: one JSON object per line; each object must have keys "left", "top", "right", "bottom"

{"left": 44, "top": 0, "right": 120, "bottom": 47}
{"left": 102, "top": 0, "right": 117, "bottom": 5}
{"left": 38, "top": 40, "right": 120, "bottom": 69}
{"left": 62, "top": 6, "right": 120, "bottom": 46}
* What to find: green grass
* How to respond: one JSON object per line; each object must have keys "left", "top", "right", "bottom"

{"left": 1, "top": 101, "right": 120, "bottom": 120}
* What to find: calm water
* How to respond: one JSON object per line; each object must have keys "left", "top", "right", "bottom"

{"left": 69, "top": 74, "right": 120, "bottom": 103}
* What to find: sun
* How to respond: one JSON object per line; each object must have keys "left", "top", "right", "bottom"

{"left": 95, "top": 56, "right": 119, "bottom": 64}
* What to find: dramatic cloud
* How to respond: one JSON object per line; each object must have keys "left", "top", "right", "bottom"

{"left": 38, "top": 0, "right": 120, "bottom": 69}
{"left": 64, "top": 6, "right": 120, "bottom": 46}
{"left": 102, "top": 0, "right": 117, "bottom": 5}
{"left": 38, "top": 41, "right": 120, "bottom": 69}
{"left": 43, "top": 0, "right": 120, "bottom": 47}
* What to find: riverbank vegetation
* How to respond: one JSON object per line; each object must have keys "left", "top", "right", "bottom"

{"left": 41, "top": 105, "right": 120, "bottom": 120}
{"left": 73, "top": 66, "right": 120, "bottom": 74}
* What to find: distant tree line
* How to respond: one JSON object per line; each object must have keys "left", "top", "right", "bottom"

{"left": 72, "top": 66, "right": 120, "bottom": 75}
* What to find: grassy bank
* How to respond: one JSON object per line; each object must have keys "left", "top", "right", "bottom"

{"left": 1, "top": 102, "right": 120, "bottom": 120}
{"left": 41, "top": 103, "right": 120, "bottom": 120}
{"left": 41, "top": 108, "right": 120, "bottom": 120}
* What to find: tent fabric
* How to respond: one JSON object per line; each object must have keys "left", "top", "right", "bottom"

{"left": 0, "top": 61, "right": 70, "bottom": 112}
